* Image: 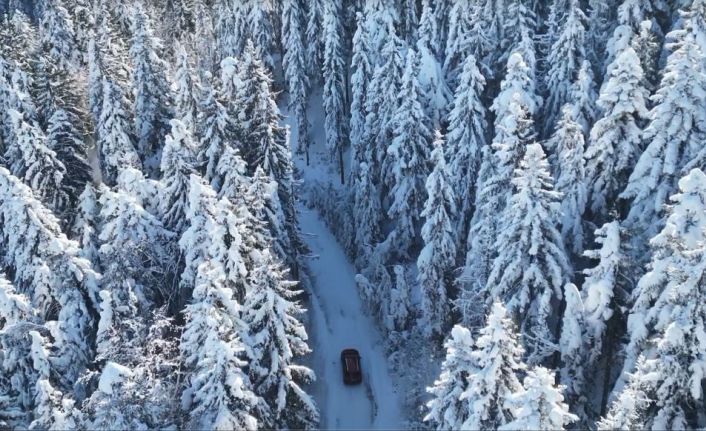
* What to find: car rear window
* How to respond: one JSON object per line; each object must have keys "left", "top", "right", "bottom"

{"left": 345, "top": 357, "right": 359, "bottom": 372}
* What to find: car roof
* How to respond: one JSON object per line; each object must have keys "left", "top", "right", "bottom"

{"left": 345, "top": 356, "right": 360, "bottom": 372}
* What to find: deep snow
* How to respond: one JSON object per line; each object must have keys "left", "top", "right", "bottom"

{"left": 299, "top": 205, "right": 405, "bottom": 429}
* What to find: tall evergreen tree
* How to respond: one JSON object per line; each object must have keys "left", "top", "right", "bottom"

{"left": 181, "top": 261, "right": 258, "bottom": 431}
{"left": 215, "top": 0, "right": 248, "bottom": 59}
{"left": 353, "top": 161, "right": 382, "bottom": 260}
{"left": 172, "top": 44, "right": 200, "bottom": 129}
{"left": 248, "top": 0, "right": 276, "bottom": 71}
{"left": 459, "top": 145, "right": 499, "bottom": 328}
{"left": 362, "top": 23, "right": 404, "bottom": 175}
{"left": 384, "top": 49, "right": 432, "bottom": 258}
{"left": 569, "top": 60, "right": 599, "bottom": 136}
{"left": 70, "top": 183, "right": 100, "bottom": 264}
{"left": 322, "top": 0, "right": 347, "bottom": 182}
{"left": 622, "top": 4, "right": 706, "bottom": 239}
{"left": 4, "top": 110, "right": 69, "bottom": 219}
{"left": 424, "top": 325, "right": 477, "bottom": 430}
{"left": 349, "top": 12, "right": 374, "bottom": 182}
{"left": 417, "top": 132, "right": 456, "bottom": 339}
{"left": 586, "top": 0, "right": 614, "bottom": 80}
{"left": 584, "top": 45, "right": 648, "bottom": 219}
{"left": 461, "top": 301, "right": 526, "bottom": 430}
{"left": 130, "top": 3, "right": 173, "bottom": 172}
{"left": 486, "top": 144, "right": 570, "bottom": 363}
{"left": 501, "top": 366, "right": 578, "bottom": 430}
{"left": 581, "top": 220, "right": 634, "bottom": 414}
{"left": 282, "top": 0, "right": 310, "bottom": 164}
{"left": 443, "top": 1, "right": 474, "bottom": 86}
{"left": 543, "top": 0, "right": 587, "bottom": 136}
{"left": 607, "top": 169, "right": 706, "bottom": 430}
{"left": 242, "top": 250, "right": 319, "bottom": 429}
{"left": 0, "top": 167, "right": 98, "bottom": 385}
{"left": 445, "top": 54, "right": 487, "bottom": 249}
{"left": 98, "top": 168, "right": 176, "bottom": 307}
{"left": 96, "top": 78, "right": 141, "bottom": 186}
{"left": 305, "top": 0, "right": 325, "bottom": 77}
{"left": 197, "top": 73, "right": 237, "bottom": 190}
{"left": 558, "top": 283, "right": 587, "bottom": 415}
{"left": 38, "top": 0, "right": 79, "bottom": 72}
{"left": 160, "top": 119, "right": 197, "bottom": 234}
{"left": 548, "top": 106, "right": 587, "bottom": 255}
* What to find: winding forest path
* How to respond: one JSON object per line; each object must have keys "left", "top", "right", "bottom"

{"left": 299, "top": 206, "right": 405, "bottom": 430}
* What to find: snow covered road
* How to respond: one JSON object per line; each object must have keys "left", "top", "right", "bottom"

{"left": 299, "top": 206, "right": 405, "bottom": 430}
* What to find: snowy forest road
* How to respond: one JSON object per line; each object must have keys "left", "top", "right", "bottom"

{"left": 299, "top": 206, "right": 405, "bottom": 429}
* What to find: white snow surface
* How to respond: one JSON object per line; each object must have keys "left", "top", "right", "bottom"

{"left": 97, "top": 362, "right": 133, "bottom": 395}
{"left": 299, "top": 205, "right": 405, "bottom": 429}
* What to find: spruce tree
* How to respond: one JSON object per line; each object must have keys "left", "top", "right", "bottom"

{"left": 549, "top": 106, "right": 587, "bottom": 255}
{"left": 244, "top": 167, "right": 295, "bottom": 270}
{"left": 248, "top": 0, "right": 276, "bottom": 71}
{"left": 0, "top": 11, "right": 37, "bottom": 72}
{"left": 569, "top": 60, "right": 599, "bottom": 136}
{"left": 384, "top": 265, "right": 412, "bottom": 333}
{"left": 461, "top": 301, "right": 526, "bottom": 430}
{"left": 418, "top": 0, "right": 439, "bottom": 58}
{"left": 322, "top": 0, "right": 347, "bottom": 182}
{"left": 442, "top": 1, "right": 474, "bottom": 85}
{"left": 232, "top": 44, "right": 302, "bottom": 273}
{"left": 97, "top": 78, "right": 141, "bottom": 186}
{"left": 46, "top": 109, "right": 93, "bottom": 220}
{"left": 543, "top": 0, "right": 587, "bottom": 136}
{"left": 181, "top": 261, "right": 258, "bottom": 431}
{"left": 458, "top": 145, "right": 499, "bottom": 328}
{"left": 172, "top": 44, "right": 200, "bottom": 129}
{"left": 608, "top": 169, "right": 706, "bottom": 430}
{"left": 424, "top": 325, "right": 477, "bottom": 430}
{"left": 500, "top": 366, "right": 578, "bottom": 430}
{"left": 581, "top": 220, "right": 634, "bottom": 414}
{"left": 445, "top": 54, "right": 487, "bottom": 249}
{"left": 363, "top": 22, "right": 404, "bottom": 173}
{"left": 486, "top": 144, "right": 570, "bottom": 363}
{"left": 215, "top": 0, "right": 248, "bottom": 59}
{"left": 597, "top": 357, "right": 652, "bottom": 430}
{"left": 586, "top": 0, "right": 614, "bottom": 79}
{"left": 38, "top": 0, "right": 79, "bottom": 72}
{"left": 417, "top": 132, "right": 456, "bottom": 339}
{"left": 305, "top": 0, "right": 325, "bottom": 77}
{"left": 130, "top": 3, "right": 173, "bottom": 172}
{"left": 282, "top": 0, "right": 310, "bottom": 164}
{"left": 160, "top": 119, "right": 198, "bottom": 234}
{"left": 622, "top": 5, "right": 706, "bottom": 239}
{"left": 585, "top": 45, "right": 648, "bottom": 219}
{"left": 197, "top": 73, "right": 237, "bottom": 190}
{"left": 70, "top": 183, "right": 100, "bottom": 264}
{"left": 242, "top": 250, "right": 319, "bottom": 429}
{"left": 4, "top": 109, "right": 69, "bottom": 219}
{"left": 558, "top": 283, "right": 587, "bottom": 414}
{"left": 0, "top": 167, "right": 98, "bottom": 384}
{"left": 503, "top": 0, "right": 538, "bottom": 85}
{"left": 98, "top": 168, "right": 176, "bottom": 307}
{"left": 349, "top": 12, "right": 374, "bottom": 182}
{"left": 384, "top": 49, "right": 432, "bottom": 258}
{"left": 353, "top": 161, "right": 382, "bottom": 260}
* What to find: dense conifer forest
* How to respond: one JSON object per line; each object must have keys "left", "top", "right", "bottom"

{"left": 1, "top": 0, "right": 705, "bottom": 429}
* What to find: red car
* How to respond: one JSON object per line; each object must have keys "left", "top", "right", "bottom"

{"left": 341, "top": 348, "right": 362, "bottom": 385}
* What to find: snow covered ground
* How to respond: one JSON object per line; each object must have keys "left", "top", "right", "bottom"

{"left": 299, "top": 205, "right": 405, "bottom": 429}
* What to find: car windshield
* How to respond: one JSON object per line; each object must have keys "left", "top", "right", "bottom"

{"left": 345, "top": 357, "right": 359, "bottom": 372}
